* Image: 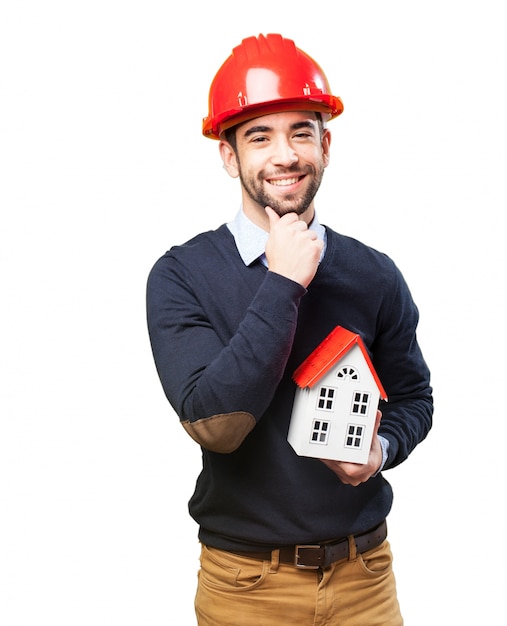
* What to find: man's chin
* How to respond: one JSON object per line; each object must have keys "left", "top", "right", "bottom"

{"left": 266, "top": 200, "right": 307, "bottom": 217}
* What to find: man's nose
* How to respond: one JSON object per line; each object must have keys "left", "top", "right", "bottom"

{"left": 271, "top": 139, "right": 298, "bottom": 167}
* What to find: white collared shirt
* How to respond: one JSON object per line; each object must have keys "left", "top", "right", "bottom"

{"left": 227, "top": 206, "right": 327, "bottom": 267}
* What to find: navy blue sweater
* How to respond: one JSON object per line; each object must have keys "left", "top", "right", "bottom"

{"left": 146, "top": 223, "right": 433, "bottom": 550}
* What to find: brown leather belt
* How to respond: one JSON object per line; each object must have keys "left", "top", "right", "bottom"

{"left": 231, "top": 520, "right": 387, "bottom": 570}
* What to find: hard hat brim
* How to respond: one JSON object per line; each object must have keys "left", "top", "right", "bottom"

{"left": 203, "top": 96, "right": 344, "bottom": 140}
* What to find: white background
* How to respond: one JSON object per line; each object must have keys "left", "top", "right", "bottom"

{"left": 1, "top": 1, "right": 506, "bottom": 624}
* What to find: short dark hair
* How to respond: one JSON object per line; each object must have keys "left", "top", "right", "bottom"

{"left": 223, "top": 126, "right": 238, "bottom": 153}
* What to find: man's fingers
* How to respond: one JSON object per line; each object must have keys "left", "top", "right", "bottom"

{"left": 265, "top": 206, "right": 279, "bottom": 227}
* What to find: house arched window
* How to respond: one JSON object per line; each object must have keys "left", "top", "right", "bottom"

{"left": 336, "top": 365, "right": 359, "bottom": 381}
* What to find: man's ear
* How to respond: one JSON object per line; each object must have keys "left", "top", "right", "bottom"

{"left": 322, "top": 128, "right": 332, "bottom": 168}
{"left": 219, "top": 140, "right": 240, "bottom": 178}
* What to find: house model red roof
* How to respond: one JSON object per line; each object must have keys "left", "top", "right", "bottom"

{"left": 292, "top": 326, "right": 387, "bottom": 400}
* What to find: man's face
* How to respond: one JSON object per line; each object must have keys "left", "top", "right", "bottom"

{"left": 221, "top": 111, "right": 331, "bottom": 226}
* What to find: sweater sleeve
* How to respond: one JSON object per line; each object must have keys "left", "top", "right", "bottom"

{"left": 146, "top": 249, "right": 307, "bottom": 453}
{"left": 373, "top": 262, "right": 433, "bottom": 469}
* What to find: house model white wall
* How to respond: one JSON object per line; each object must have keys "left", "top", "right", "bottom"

{"left": 288, "top": 326, "right": 387, "bottom": 464}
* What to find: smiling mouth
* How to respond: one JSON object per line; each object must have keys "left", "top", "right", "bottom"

{"left": 268, "top": 176, "right": 303, "bottom": 187}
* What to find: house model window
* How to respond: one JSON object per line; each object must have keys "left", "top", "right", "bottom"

{"left": 351, "top": 392, "right": 370, "bottom": 415}
{"left": 345, "top": 424, "right": 365, "bottom": 449}
{"left": 317, "top": 387, "right": 336, "bottom": 411}
{"left": 311, "top": 419, "right": 330, "bottom": 444}
{"left": 288, "top": 326, "right": 387, "bottom": 464}
{"left": 337, "top": 365, "right": 359, "bottom": 381}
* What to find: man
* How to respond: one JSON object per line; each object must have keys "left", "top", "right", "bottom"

{"left": 147, "top": 34, "right": 433, "bottom": 625}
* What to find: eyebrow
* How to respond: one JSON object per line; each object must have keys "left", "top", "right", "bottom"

{"left": 242, "top": 119, "right": 317, "bottom": 138}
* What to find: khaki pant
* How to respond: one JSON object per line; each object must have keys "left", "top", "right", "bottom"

{"left": 195, "top": 538, "right": 403, "bottom": 625}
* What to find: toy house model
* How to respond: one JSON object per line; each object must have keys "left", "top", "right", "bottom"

{"left": 288, "top": 326, "right": 387, "bottom": 464}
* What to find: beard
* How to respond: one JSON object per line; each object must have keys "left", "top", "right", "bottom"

{"left": 237, "top": 163, "right": 325, "bottom": 217}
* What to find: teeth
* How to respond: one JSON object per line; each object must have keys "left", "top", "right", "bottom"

{"left": 270, "top": 177, "right": 299, "bottom": 186}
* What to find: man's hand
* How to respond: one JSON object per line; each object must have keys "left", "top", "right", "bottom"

{"left": 264, "top": 207, "right": 323, "bottom": 288}
{"left": 320, "top": 411, "right": 383, "bottom": 486}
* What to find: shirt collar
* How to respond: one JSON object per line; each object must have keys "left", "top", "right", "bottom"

{"left": 227, "top": 206, "right": 327, "bottom": 267}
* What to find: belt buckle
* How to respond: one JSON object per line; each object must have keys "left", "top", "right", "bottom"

{"left": 294, "top": 544, "right": 321, "bottom": 569}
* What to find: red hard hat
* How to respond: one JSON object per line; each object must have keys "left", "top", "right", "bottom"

{"left": 202, "top": 34, "right": 344, "bottom": 140}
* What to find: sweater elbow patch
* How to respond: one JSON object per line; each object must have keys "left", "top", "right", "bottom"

{"left": 181, "top": 411, "right": 256, "bottom": 453}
